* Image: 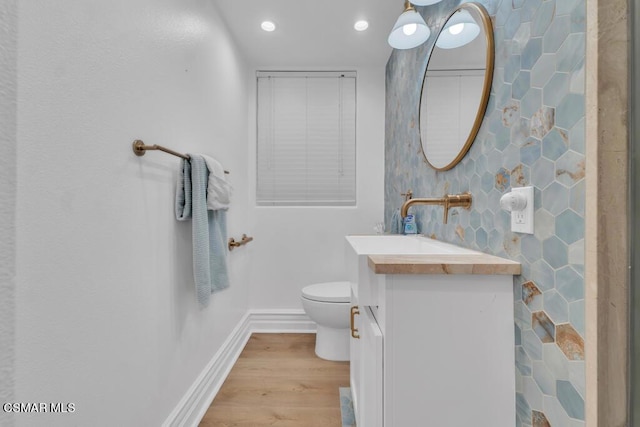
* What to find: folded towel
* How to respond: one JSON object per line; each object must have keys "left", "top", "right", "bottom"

{"left": 175, "top": 155, "right": 229, "bottom": 306}
{"left": 390, "top": 209, "right": 403, "bottom": 234}
{"left": 202, "top": 155, "right": 233, "bottom": 211}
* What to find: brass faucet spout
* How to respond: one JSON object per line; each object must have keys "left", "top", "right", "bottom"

{"left": 400, "top": 197, "right": 446, "bottom": 218}
{"left": 400, "top": 192, "right": 472, "bottom": 224}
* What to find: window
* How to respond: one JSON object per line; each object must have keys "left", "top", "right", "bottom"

{"left": 256, "top": 71, "right": 356, "bottom": 206}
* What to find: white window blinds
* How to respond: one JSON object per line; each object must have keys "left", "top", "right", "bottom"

{"left": 256, "top": 71, "right": 356, "bottom": 206}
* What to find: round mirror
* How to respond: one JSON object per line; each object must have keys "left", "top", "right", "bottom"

{"left": 419, "top": 2, "right": 494, "bottom": 171}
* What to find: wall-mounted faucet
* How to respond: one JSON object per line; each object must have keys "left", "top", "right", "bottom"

{"left": 400, "top": 192, "right": 472, "bottom": 224}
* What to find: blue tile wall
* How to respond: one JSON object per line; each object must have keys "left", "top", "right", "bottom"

{"left": 384, "top": 0, "right": 585, "bottom": 425}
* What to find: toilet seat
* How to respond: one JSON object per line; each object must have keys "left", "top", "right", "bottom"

{"left": 301, "top": 281, "right": 350, "bottom": 303}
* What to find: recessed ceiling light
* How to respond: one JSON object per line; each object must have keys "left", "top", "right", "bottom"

{"left": 354, "top": 20, "right": 369, "bottom": 31}
{"left": 261, "top": 21, "right": 276, "bottom": 32}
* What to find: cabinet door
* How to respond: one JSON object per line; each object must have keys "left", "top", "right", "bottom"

{"left": 350, "top": 291, "right": 361, "bottom": 420}
{"left": 359, "top": 306, "right": 383, "bottom": 427}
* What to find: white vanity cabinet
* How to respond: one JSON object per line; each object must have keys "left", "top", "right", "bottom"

{"left": 346, "top": 235, "right": 521, "bottom": 427}
{"left": 350, "top": 292, "right": 383, "bottom": 427}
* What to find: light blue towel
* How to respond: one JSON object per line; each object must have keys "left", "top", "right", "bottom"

{"left": 175, "top": 155, "right": 229, "bottom": 307}
{"left": 390, "top": 208, "right": 403, "bottom": 234}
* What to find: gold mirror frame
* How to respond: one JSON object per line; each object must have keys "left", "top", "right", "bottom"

{"left": 418, "top": 2, "right": 495, "bottom": 171}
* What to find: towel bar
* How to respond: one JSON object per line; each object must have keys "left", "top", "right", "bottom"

{"left": 228, "top": 234, "right": 253, "bottom": 251}
{"left": 132, "top": 140, "right": 229, "bottom": 174}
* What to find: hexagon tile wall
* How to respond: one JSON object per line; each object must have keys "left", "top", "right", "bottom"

{"left": 385, "top": 0, "right": 586, "bottom": 425}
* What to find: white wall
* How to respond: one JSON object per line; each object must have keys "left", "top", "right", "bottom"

{"left": 247, "top": 67, "right": 385, "bottom": 309}
{"left": 14, "top": 1, "right": 250, "bottom": 426}
{"left": 0, "top": 2, "right": 17, "bottom": 426}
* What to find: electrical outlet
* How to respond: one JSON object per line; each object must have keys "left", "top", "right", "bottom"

{"left": 511, "top": 186, "right": 534, "bottom": 234}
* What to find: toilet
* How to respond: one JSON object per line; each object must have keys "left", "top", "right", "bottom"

{"left": 301, "top": 281, "right": 351, "bottom": 361}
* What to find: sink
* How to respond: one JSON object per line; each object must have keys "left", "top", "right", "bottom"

{"left": 345, "top": 234, "right": 520, "bottom": 306}
{"left": 345, "top": 235, "right": 478, "bottom": 307}
{"left": 345, "top": 234, "right": 478, "bottom": 256}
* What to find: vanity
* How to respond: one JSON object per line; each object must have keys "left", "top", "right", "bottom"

{"left": 346, "top": 235, "right": 520, "bottom": 427}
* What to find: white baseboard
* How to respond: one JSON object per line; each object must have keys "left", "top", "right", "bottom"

{"left": 163, "top": 312, "right": 252, "bottom": 427}
{"left": 248, "top": 309, "right": 316, "bottom": 333}
{"left": 163, "top": 309, "right": 316, "bottom": 427}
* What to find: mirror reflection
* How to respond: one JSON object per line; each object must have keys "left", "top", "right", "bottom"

{"left": 419, "top": 3, "right": 494, "bottom": 171}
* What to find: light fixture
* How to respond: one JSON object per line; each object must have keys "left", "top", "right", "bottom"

{"left": 261, "top": 21, "right": 276, "bottom": 32}
{"left": 409, "top": 0, "right": 444, "bottom": 5}
{"left": 435, "top": 9, "right": 480, "bottom": 49}
{"left": 388, "top": 0, "right": 431, "bottom": 50}
{"left": 354, "top": 20, "right": 369, "bottom": 31}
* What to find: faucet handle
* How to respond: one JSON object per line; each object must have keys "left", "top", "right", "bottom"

{"left": 442, "top": 192, "right": 473, "bottom": 224}
{"left": 443, "top": 197, "right": 453, "bottom": 225}
{"left": 401, "top": 190, "right": 413, "bottom": 201}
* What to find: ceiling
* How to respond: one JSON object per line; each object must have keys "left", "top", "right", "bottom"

{"left": 212, "top": 0, "right": 402, "bottom": 68}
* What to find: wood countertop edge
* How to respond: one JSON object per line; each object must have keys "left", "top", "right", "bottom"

{"left": 367, "top": 254, "right": 522, "bottom": 275}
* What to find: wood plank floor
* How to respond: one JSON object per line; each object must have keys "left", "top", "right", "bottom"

{"left": 199, "top": 333, "right": 350, "bottom": 427}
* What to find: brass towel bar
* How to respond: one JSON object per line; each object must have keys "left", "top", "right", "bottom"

{"left": 132, "top": 140, "right": 229, "bottom": 174}
{"left": 228, "top": 234, "right": 253, "bottom": 251}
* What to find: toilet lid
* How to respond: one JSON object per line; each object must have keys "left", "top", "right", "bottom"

{"left": 302, "top": 281, "right": 351, "bottom": 303}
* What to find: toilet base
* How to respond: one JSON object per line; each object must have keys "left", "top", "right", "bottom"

{"left": 314, "top": 324, "right": 350, "bottom": 361}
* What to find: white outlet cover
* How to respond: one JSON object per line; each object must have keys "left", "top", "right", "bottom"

{"left": 511, "top": 186, "right": 534, "bottom": 234}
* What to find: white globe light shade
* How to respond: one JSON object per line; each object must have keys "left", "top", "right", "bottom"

{"left": 388, "top": 9, "right": 431, "bottom": 49}
{"left": 435, "top": 9, "right": 480, "bottom": 49}
{"left": 410, "top": 0, "right": 444, "bottom": 5}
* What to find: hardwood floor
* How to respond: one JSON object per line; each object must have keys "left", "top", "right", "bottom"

{"left": 199, "top": 333, "right": 350, "bottom": 427}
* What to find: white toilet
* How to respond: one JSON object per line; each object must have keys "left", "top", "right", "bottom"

{"left": 301, "top": 281, "right": 351, "bottom": 361}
